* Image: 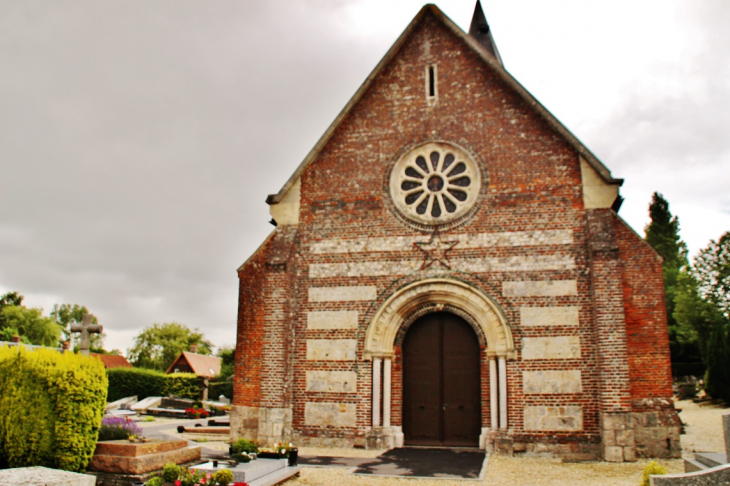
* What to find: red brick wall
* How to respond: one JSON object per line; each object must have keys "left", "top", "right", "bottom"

{"left": 234, "top": 233, "right": 273, "bottom": 408}
{"left": 614, "top": 217, "right": 673, "bottom": 400}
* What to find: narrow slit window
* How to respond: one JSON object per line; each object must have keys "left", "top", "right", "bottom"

{"left": 426, "top": 64, "right": 438, "bottom": 103}
{"left": 428, "top": 66, "right": 435, "bottom": 96}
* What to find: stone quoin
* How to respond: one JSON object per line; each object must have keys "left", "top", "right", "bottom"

{"left": 231, "top": 2, "right": 680, "bottom": 462}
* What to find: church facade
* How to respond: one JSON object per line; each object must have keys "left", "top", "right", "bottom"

{"left": 231, "top": 4, "right": 680, "bottom": 462}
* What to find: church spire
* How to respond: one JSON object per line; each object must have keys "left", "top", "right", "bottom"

{"left": 468, "top": 0, "right": 503, "bottom": 66}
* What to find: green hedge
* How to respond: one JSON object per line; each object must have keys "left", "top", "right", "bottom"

{"left": 0, "top": 345, "right": 107, "bottom": 471}
{"left": 210, "top": 381, "right": 233, "bottom": 401}
{"left": 106, "top": 368, "right": 199, "bottom": 402}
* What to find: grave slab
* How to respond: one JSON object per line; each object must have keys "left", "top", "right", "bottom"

{"left": 192, "top": 458, "right": 289, "bottom": 484}
{"left": 0, "top": 466, "right": 96, "bottom": 486}
{"left": 130, "top": 396, "right": 161, "bottom": 412}
{"left": 105, "top": 395, "right": 137, "bottom": 412}
{"left": 181, "top": 426, "right": 230, "bottom": 434}
{"left": 147, "top": 406, "right": 187, "bottom": 418}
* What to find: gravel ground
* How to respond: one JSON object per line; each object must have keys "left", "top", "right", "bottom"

{"left": 281, "top": 399, "right": 728, "bottom": 486}
{"left": 675, "top": 399, "right": 727, "bottom": 454}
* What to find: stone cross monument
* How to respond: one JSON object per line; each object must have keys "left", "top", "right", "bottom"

{"left": 70, "top": 314, "right": 103, "bottom": 357}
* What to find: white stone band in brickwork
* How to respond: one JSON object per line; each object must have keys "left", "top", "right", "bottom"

{"left": 309, "top": 229, "right": 573, "bottom": 254}
{"left": 305, "top": 371, "right": 358, "bottom": 393}
{"left": 502, "top": 280, "right": 577, "bottom": 297}
{"left": 308, "top": 286, "right": 377, "bottom": 302}
{"left": 523, "top": 370, "right": 582, "bottom": 394}
{"left": 304, "top": 402, "right": 357, "bottom": 427}
{"left": 309, "top": 255, "right": 575, "bottom": 278}
{"left": 520, "top": 306, "right": 580, "bottom": 326}
{"left": 306, "top": 339, "right": 357, "bottom": 361}
{"left": 522, "top": 336, "right": 581, "bottom": 360}
{"left": 307, "top": 311, "right": 359, "bottom": 329}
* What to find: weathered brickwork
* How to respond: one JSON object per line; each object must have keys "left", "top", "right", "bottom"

{"left": 232, "top": 6, "right": 677, "bottom": 461}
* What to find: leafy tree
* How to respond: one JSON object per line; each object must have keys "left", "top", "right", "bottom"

{"left": 128, "top": 322, "right": 213, "bottom": 371}
{"left": 217, "top": 346, "right": 235, "bottom": 380}
{"left": 693, "top": 232, "right": 730, "bottom": 319}
{"left": 0, "top": 305, "right": 63, "bottom": 347}
{"left": 644, "top": 193, "right": 699, "bottom": 362}
{"left": 0, "top": 292, "right": 24, "bottom": 331}
{"left": 675, "top": 232, "right": 730, "bottom": 401}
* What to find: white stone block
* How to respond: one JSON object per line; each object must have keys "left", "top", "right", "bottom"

{"left": 308, "top": 286, "right": 377, "bottom": 302}
{"left": 503, "top": 280, "right": 577, "bottom": 297}
{"left": 306, "top": 339, "right": 357, "bottom": 361}
{"left": 520, "top": 306, "right": 580, "bottom": 327}
{"left": 307, "top": 311, "right": 359, "bottom": 329}
{"left": 305, "top": 402, "right": 357, "bottom": 427}
{"left": 523, "top": 370, "right": 582, "bottom": 394}
{"left": 522, "top": 336, "right": 581, "bottom": 360}
{"left": 455, "top": 255, "right": 575, "bottom": 273}
{"left": 306, "top": 371, "right": 357, "bottom": 393}
{"left": 309, "top": 261, "right": 419, "bottom": 278}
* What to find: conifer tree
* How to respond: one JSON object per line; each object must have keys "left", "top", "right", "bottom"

{"left": 644, "top": 193, "right": 699, "bottom": 362}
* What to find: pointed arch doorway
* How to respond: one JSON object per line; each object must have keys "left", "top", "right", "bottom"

{"left": 403, "top": 311, "right": 481, "bottom": 447}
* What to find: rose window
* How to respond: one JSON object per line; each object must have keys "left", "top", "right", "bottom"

{"left": 390, "top": 142, "right": 481, "bottom": 225}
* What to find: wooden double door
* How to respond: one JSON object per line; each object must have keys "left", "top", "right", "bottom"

{"left": 402, "top": 312, "right": 481, "bottom": 447}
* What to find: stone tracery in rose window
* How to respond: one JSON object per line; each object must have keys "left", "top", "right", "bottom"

{"left": 390, "top": 142, "right": 481, "bottom": 225}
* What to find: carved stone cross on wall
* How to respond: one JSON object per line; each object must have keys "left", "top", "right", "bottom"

{"left": 70, "top": 314, "right": 103, "bottom": 357}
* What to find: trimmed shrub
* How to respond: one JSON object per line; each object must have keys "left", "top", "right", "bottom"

{"left": 146, "top": 477, "right": 164, "bottom": 486}
{"left": 212, "top": 469, "right": 234, "bottom": 485}
{"left": 0, "top": 345, "right": 107, "bottom": 471}
{"left": 231, "top": 438, "right": 258, "bottom": 455}
{"left": 106, "top": 367, "right": 199, "bottom": 402}
{"left": 162, "top": 462, "right": 181, "bottom": 482}
{"left": 641, "top": 461, "right": 667, "bottom": 486}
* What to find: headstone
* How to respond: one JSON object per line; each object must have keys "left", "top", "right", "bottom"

{"left": 70, "top": 314, "right": 103, "bottom": 357}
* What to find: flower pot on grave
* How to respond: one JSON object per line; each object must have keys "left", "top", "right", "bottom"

{"left": 288, "top": 448, "right": 298, "bottom": 466}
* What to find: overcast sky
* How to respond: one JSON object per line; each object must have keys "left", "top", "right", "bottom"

{"left": 1, "top": 0, "right": 728, "bottom": 355}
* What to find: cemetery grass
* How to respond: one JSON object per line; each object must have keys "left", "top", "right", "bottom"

{"left": 283, "top": 399, "right": 726, "bottom": 486}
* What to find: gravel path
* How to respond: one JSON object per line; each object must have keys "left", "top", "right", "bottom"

{"left": 281, "top": 399, "right": 728, "bottom": 486}
{"left": 675, "top": 399, "right": 727, "bottom": 454}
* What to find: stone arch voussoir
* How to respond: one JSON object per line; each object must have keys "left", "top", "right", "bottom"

{"left": 364, "top": 278, "right": 515, "bottom": 360}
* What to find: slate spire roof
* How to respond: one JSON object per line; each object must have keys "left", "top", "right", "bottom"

{"left": 469, "top": 0, "right": 502, "bottom": 66}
